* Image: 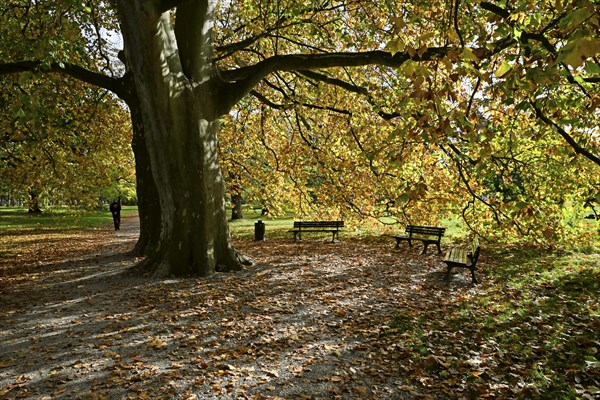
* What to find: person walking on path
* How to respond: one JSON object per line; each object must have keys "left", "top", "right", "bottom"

{"left": 109, "top": 197, "right": 121, "bottom": 231}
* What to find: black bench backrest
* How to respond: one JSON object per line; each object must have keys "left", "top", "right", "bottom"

{"left": 294, "top": 221, "right": 344, "bottom": 229}
{"left": 405, "top": 225, "right": 445, "bottom": 236}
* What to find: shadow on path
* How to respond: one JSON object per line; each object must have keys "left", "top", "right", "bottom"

{"left": 0, "top": 219, "right": 477, "bottom": 399}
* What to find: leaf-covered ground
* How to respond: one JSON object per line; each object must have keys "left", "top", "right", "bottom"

{"left": 1, "top": 217, "right": 598, "bottom": 399}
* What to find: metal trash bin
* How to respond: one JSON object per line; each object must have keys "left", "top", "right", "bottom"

{"left": 254, "top": 220, "right": 265, "bottom": 241}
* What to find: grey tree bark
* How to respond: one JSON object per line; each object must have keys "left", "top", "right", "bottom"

{"left": 116, "top": 0, "right": 247, "bottom": 277}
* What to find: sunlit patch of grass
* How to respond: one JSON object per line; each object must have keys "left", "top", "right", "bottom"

{"left": 228, "top": 208, "right": 296, "bottom": 239}
{"left": 439, "top": 215, "right": 469, "bottom": 242}
{"left": 0, "top": 206, "right": 138, "bottom": 231}
{"left": 228, "top": 208, "right": 380, "bottom": 240}
{"left": 389, "top": 242, "right": 599, "bottom": 398}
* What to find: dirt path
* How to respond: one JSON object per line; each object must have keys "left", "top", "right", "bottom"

{"left": 1, "top": 218, "right": 472, "bottom": 399}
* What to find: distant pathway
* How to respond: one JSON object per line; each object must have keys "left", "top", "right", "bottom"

{"left": 114, "top": 214, "right": 141, "bottom": 242}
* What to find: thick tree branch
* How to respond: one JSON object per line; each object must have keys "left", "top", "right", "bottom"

{"left": 0, "top": 61, "right": 125, "bottom": 97}
{"left": 217, "top": 48, "right": 459, "bottom": 115}
{"left": 222, "top": 50, "right": 422, "bottom": 83}
{"left": 479, "top": 2, "right": 510, "bottom": 19}
{"left": 297, "top": 70, "right": 369, "bottom": 96}
{"left": 159, "top": 0, "right": 191, "bottom": 13}
{"left": 174, "top": 1, "right": 216, "bottom": 80}
{"left": 531, "top": 102, "right": 600, "bottom": 167}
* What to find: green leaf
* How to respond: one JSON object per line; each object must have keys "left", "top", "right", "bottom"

{"left": 558, "top": 7, "right": 592, "bottom": 30}
{"left": 402, "top": 60, "right": 417, "bottom": 76}
{"left": 516, "top": 201, "right": 528, "bottom": 210}
{"left": 584, "top": 62, "right": 600, "bottom": 75}
{"left": 513, "top": 27, "right": 522, "bottom": 40}
{"left": 386, "top": 37, "right": 405, "bottom": 56}
{"left": 495, "top": 61, "right": 512, "bottom": 78}
{"left": 460, "top": 48, "right": 478, "bottom": 62}
{"left": 558, "top": 38, "right": 600, "bottom": 68}
{"left": 515, "top": 101, "right": 529, "bottom": 111}
{"left": 419, "top": 32, "right": 435, "bottom": 43}
{"left": 398, "top": 193, "right": 411, "bottom": 203}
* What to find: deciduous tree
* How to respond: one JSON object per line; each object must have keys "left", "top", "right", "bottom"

{"left": 1, "top": 0, "right": 598, "bottom": 276}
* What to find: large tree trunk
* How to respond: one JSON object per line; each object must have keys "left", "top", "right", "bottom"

{"left": 129, "top": 101, "right": 161, "bottom": 258}
{"left": 116, "top": 0, "right": 249, "bottom": 277}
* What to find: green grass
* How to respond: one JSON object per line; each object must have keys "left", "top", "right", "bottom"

{"left": 228, "top": 208, "right": 295, "bottom": 239}
{"left": 0, "top": 206, "right": 138, "bottom": 231}
{"left": 228, "top": 207, "right": 411, "bottom": 240}
{"left": 229, "top": 208, "right": 472, "bottom": 244}
{"left": 0, "top": 202, "right": 461, "bottom": 241}
{"left": 439, "top": 215, "right": 470, "bottom": 242}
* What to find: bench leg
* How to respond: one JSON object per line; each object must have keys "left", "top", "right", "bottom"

{"left": 470, "top": 267, "right": 478, "bottom": 284}
{"left": 394, "top": 238, "right": 401, "bottom": 250}
{"left": 444, "top": 264, "right": 453, "bottom": 281}
{"left": 293, "top": 232, "right": 301, "bottom": 242}
{"left": 421, "top": 242, "right": 429, "bottom": 255}
{"left": 436, "top": 241, "right": 443, "bottom": 254}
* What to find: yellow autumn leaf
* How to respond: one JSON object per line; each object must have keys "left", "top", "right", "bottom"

{"left": 460, "top": 47, "right": 478, "bottom": 62}
{"left": 495, "top": 61, "right": 512, "bottom": 78}
{"left": 147, "top": 338, "right": 168, "bottom": 349}
{"left": 393, "top": 17, "right": 406, "bottom": 32}
{"left": 419, "top": 31, "right": 435, "bottom": 43}
{"left": 386, "top": 37, "right": 405, "bottom": 55}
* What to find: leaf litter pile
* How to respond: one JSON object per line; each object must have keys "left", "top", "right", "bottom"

{"left": 1, "top": 218, "right": 599, "bottom": 399}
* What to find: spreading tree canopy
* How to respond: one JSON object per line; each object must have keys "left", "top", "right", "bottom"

{"left": 0, "top": 2, "right": 133, "bottom": 209}
{"left": 0, "top": 74, "right": 134, "bottom": 209}
{"left": 1, "top": 0, "right": 598, "bottom": 277}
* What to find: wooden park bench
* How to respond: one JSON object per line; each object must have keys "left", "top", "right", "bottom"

{"left": 290, "top": 221, "right": 344, "bottom": 242}
{"left": 443, "top": 236, "right": 481, "bottom": 284}
{"left": 387, "top": 225, "right": 446, "bottom": 255}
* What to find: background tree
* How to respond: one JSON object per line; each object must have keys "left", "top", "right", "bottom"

{"left": 220, "top": 0, "right": 599, "bottom": 244}
{"left": 0, "top": 74, "right": 135, "bottom": 209}
{"left": 0, "top": 1, "right": 134, "bottom": 210}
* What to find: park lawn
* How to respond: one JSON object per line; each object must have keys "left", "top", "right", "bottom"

{"left": 389, "top": 245, "right": 600, "bottom": 399}
{"left": 235, "top": 210, "right": 599, "bottom": 398}
{"left": 228, "top": 207, "right": 469, "bottom": 241}
{"left": 1, "top": 207, "right": 598, "bottom": 398}
{"left": 228, "top": 208, "right": 295, "bottom": 239}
